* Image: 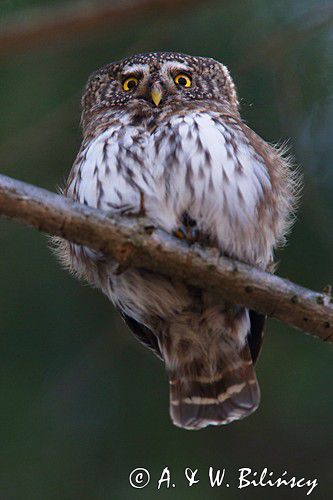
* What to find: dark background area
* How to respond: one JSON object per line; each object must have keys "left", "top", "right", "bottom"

{"left": 0, "top": 1, "right": 332, "bottom": 498}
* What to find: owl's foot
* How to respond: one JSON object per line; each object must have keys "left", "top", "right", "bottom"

{"left": 173, "top": 226, "right": 200, "bottom": 243}
{"left": 173, "top": 212, "right": 200, "bottom": 244}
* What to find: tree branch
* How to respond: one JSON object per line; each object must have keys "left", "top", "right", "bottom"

{"left": 0, "top": 173, "right": 332, "bottom": 343}
{"left": 0, "top": 0, "right": 204, "bottom": 56}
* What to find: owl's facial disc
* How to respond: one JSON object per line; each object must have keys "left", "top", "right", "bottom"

{"left": 81, "top": 53, "right": 241, "bottom": 131}
{"left": 120, "top": 61, "right": 194, "bottom": 108}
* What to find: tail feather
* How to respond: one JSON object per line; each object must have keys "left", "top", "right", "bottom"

{"left": 169, "top": 346, "right": 260, "bottom": 430}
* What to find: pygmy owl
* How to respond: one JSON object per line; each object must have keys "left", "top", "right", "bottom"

{"left": 55, "top": 52, "right": 297, "bottom": 430}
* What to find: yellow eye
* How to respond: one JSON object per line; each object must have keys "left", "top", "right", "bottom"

{"left": 122, "top": 77, "right": 139, "bottom": 91}
{"left": 174, "top": 73, "right": 192, "bottom": 88}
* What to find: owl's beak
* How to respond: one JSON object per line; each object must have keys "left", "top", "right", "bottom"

{"left": 151, "top": 87, "right": 162, "bottom": 107}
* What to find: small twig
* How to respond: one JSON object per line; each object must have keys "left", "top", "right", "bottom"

{"left": 0, "top": 172, "right": 332, "bottom": 343}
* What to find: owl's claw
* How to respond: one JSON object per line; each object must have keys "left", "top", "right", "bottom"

{"left": 173, "top": 213, "right": 200, "bottom": 244}
{"left": 173, "top": 227, "right": 188, "bottom": 240}
{"left": 173, "top": 226, "right": 199, "bottom": 243}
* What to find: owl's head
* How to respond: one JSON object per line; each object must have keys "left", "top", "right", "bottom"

{"left": 81, "top": 52, "right": 239, "bottom": 130}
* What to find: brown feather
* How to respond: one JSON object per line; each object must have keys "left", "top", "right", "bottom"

{"left": 169, "top": 345, "right": 260, "bottom": 430}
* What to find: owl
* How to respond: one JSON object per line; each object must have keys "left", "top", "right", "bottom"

{"left": 55, "top": 52, "right": 297, "bottom": 430}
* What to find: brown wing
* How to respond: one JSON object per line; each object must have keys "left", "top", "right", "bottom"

{"left": 118, "top": 309, "right": 163, "bottom": 360}
{"left": 248, "top": 310, "right": 266, "bottom": 364}
{"left": 120, "top": 308, "right": 264, "bottom": 364}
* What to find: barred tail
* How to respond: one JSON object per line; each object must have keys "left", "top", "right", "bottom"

{"left": 169, "top": 346, "right": 260, "bottom": 430}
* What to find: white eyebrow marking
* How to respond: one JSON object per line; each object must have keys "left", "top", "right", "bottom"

{"left": 161, "top": 61, "right": 191, "bottom": 72}
{"left": 122, "top": 63, "right": 149, "bottom": 74}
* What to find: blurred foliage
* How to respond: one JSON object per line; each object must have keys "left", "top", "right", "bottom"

{"left": 0, "top": 1, "right": 332, "bottom": 499}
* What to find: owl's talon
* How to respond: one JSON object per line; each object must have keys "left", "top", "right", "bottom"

{"left": 174, "top": 228, "right": 188, "bottom": 240}
{"left": 173, "top": 225, "right": 201, "bottom": 244}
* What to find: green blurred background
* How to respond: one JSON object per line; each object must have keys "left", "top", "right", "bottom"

{"left": 0, "top": 1, "right": 332, "bottom": 498}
